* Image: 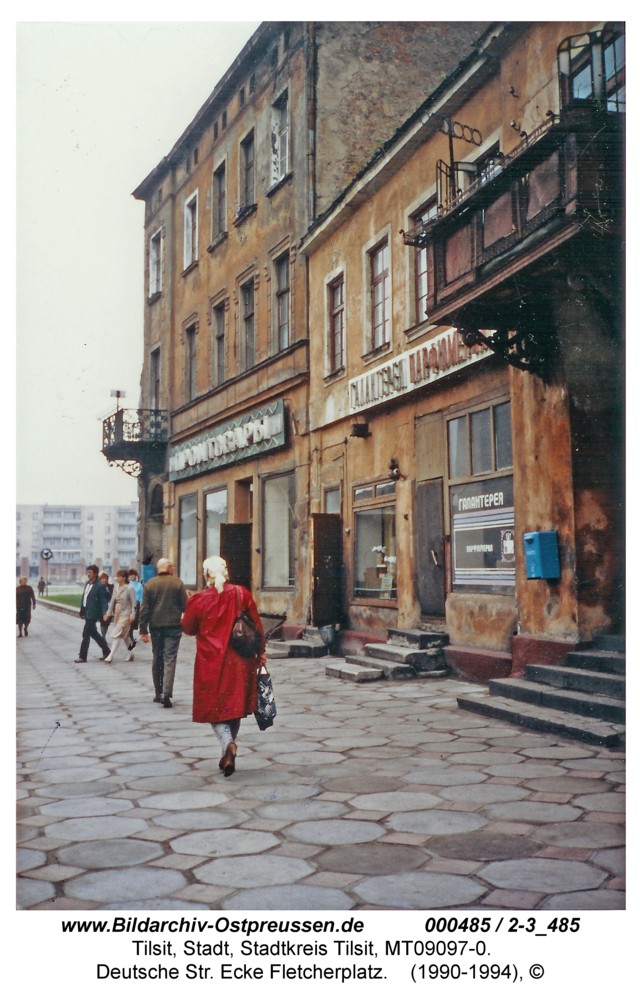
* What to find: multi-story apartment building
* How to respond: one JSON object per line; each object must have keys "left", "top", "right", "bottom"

{"left": 301, "top": 20, "right": 623, "bottom": 674}
{"left": 103, "top": 21, "right": 490, "bottom": 627}
{"left": 16, "top": 503, "right": 139, "bottom": 582}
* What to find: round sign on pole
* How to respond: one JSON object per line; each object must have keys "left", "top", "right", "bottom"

{"left": 40, "top": 548, "right": 53, "bottom": 561}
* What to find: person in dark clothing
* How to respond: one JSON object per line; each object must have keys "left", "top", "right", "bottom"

{"left": 16, "top": 578, "right": 36, "bottom": 637}
{"left": 139, "top": 558, "right": 188, "bottom": 707}
{"left": 75, "top": 565, "right": 111, "bottom": 663}
{"left": 37, "top": 577, "right": 46, "bottom": 597}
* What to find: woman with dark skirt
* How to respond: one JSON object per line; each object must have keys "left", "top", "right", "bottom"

{"left": 16, "top": 577, "right": 36, "bottom": 637}
{"left": 182, "top": 556, "right": 265, "bottom": 777}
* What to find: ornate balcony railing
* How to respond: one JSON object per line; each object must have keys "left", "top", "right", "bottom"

{"left": 102, "top": 409, "right": 169, "bottom": 477}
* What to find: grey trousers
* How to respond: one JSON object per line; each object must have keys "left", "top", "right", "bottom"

{"left": 150, "top": 626, "right": 182, "bottom": 698}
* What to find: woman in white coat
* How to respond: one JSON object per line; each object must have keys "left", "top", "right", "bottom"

{"left": 103, "top": 569, "right": 137, "bottom": 663}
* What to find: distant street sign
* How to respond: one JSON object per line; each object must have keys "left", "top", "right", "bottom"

{"left": 40, "top": 548, "right": 53, "bottom": 561}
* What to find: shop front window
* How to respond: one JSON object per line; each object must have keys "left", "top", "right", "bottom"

{"left": 354, "top": 483, "right": 396, "bottom": 599}
{"left": 179, "top": 494, "right": 198, "bottom": 588}
{"left": 205, "top": 488, "right": 228, "bottom": 559}
{"left": 263, "top": 472, "right": 295, "bottom": 588}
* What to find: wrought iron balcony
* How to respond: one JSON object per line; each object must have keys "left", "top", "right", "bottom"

{"left": 403, "top": 105, "right": 623, "bottom": 351}
{"left": 102, "top": 409, "right": 168, "bottom": 477}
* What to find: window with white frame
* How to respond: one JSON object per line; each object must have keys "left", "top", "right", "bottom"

{"left": 242, "top": 280, "right": 255, "bottom": 370}
{"left": 263, "top": 472, "right": 295, "bottom": 588}
{"left": 370, "top": 241, "right": 390, "bottom": 349}
{"left": 271, "top": 92, "right": 289, "bottom": 185}
{"left": 150, "top": 348, "right": 161, "bottom": 410}
{"left": 328, "top": 274, "right": 345, "bottom": 372}
{"left": 241, "top": 133, "right": 255, "bottom": 209}
{"left": 353, "top": 481, "right": 397, "bottom": 599}
{"left": 411, "top": 201, "right": 436, "bottom": 324}
{"left": 186, "top": 324, "right": 197, "bottom": 401}
{"left": 275, "top": 253, "right": 290, "bottom": 350}
{"left": 213, "top": 164, "right": 226, "bottom": 238}
{"left": 213, "top": 304, "right": 225, "bottom": 385}
{"left": 184, "top": 192, "right": 198, "bottom": 268}
{"left": 149, "top": 229, "right": 162, "bottom": 295}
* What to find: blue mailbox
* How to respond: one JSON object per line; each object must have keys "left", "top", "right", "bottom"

{"left": 524, "top": 531, "right": 560, "bottom": 579}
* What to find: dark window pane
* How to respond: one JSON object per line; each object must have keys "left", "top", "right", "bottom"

{"left": 494, "top": 401, "right": 513, "bottom": 469}
{"left": 471, "top": 408, "right": 492, "bottom": 475}
{"left": 448, "top": 416, "right": 469, "bottom": 478}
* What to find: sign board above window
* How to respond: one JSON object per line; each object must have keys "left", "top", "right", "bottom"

{"left": 168, "top": 400, "right": 286, "bottom": 482}
{"left": 349, "top": 328, "right": 490, "bottom": 415}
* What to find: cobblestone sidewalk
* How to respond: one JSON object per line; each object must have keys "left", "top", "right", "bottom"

{"left": 17, "top": 607, "right": 625, "bottom": 910}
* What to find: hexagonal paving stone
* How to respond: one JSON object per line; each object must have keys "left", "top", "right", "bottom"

{"left": 348, "top": 791, "right": 442, "bottom": 812}
{"left": 426, "top": 832, "right": 540, "bottom": 861}
{"left": 447, "top": 752, "right": 524, "bottom": 765}
{"left": 388, "top": 810, "right": 487, "bottom": 835}
{"left": 321, "top": 776, "right": 403, "bottom": 793}
{"left": 521, "top": 747, "right": 594, "bottom": 759}
{"left": 272, "top": 752, "right": 346, "bottom": 766}
{"left": 153, "top": 809, "right": 249, "bottom": 830}
{"left": 105, "top": 751, "right": 176, "bottom": 764}
{"left": 65, "top": 867, "right": 187, "bottom": 902}
{"left": 138, "top": 790, "right": 228, "bottom": 811}
{"left": 100, "top": 898, "right": 209, "bottom": 910}
{"left": 438, "top": 784, "right": 529, "bottom": 804}
{"left": 17, "top": 848, "right": 47, "bottom": 873}
{"left": 287, "top": 820, "right": 385, "bottom": 845}
{"left": 356, "top": 872, "right": 484, "bottom": 909}
{"left": 315, "top": 843, "right": 426, "bottom": 875}
{"left": 484, "top": 763, "right": 564, "bottom": 778}
{"left": 523, "top": 777, "right": 612, "bottom": 794}
{"left": 539, "top": 889, "right": 625, "bottom": 910}
{"left": 257, "top": 741, "right": 323, "bottom": 754}
{"left": 530, "top": 822, "right": 625, "bottom": 848}
{"left": 257, "top": 800, "right": 347, "bottom": 822}
{"left": 214, "top": 770, "right": 295, "bottom": 786}
{"left": 56, "top": 839, "right": 164, "bottom": 868}
{"left": 572, "top": 792, "right": 625, "bottom": 812}
{"left": 114, "top": 762, "right": 189, "bottom": 778}
{"left": 221, "top": 885, "right": 354, "bottom": 910}
{"left": 591, "top": 848, "right": 625, "bottom": 874}
{"left": 17, "top": 877, "right": 55, "bottom": 909}
{"left": 170, "top": 829, "right": 279, "bottom": 857}
{"left": 561, "top": 757, "right": 620, "bottom": 772}
{"left": 44, "top": 816, "right": 148, "bottom": 841}
{"left": 125, "top": 775, "right": 208, "bottom": 793}
{"left": 403, "top": 768, "right": 486, "bottom": 786}
{"left": 33, "top": 767, "right": 110, "bottom": 784}
{"left": 40, "top": 797, "right": 134, "bottom": 818}
{"left": 479, "top": 858, "right": 606, "bottom": 893}
{"left": 195, "top": 854, "right": 314, "bottom": 888}
{"left": 239, "top": 784, "right": 320, "bottom": 802}
{"left": 35, "top": 779, "right": 123, "bottom": 798}
{"left": 30, "top": 755, "right": 103, "bottom": 771}
{"left": 483, "top": 802, "right": 581, "bottom": 822}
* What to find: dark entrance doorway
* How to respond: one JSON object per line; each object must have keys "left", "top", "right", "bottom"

{"left": 415, "top": 478, "right": 446, "bottom": 616}
{"left": 311, "top": 512, "right": 342, "bottom": 625}
{"left": 220, "top": 523, "right": 252, "bottom": 591}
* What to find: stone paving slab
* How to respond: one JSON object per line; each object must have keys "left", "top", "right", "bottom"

{"left": 15, "top": 608, "right": 625, "bottom": 910}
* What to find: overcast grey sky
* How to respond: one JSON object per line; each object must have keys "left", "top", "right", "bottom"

{"left": 17, "top": 21, "right": 260, "bottom": 505}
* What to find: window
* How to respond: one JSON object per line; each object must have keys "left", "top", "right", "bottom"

{"left": 221, "top": 109, "right": 227, "bottom": 129}
{"left": 241, "top": 132, "right": 255, "bottom": 208}
{"left": 157, "top": 187, "right": 162, "bottom": 207}
{"left": 88, "top": 527, "right": 93, "bottom": 535}
{"left": 186, "top": 324, "right": 197, "bottom": 401}
{"left": 371, "top": 241, "right": 390, "bottom": 349}
{"left": 33, "top": 512, "right": 39, "bottom": 520}
{"left": 214, "top": 304, "right": 225, "bottom": 385}
{"left": 242, "top": 281, "right": 255, "bottom": 369}
{"left": 184, "top": 192, "right": 198, "bottom": 268}
{"left": 87, "top": 513, "right": 94, "bottom": 520}
{"left": 275, "top": 253, "right": 290, "bottom": 350}
{"left": 325, "top": 488, "right": 341, "bottom": 514}
{"left": 213, "top": 164, "right": 226, "bottom": 237}
{"left": 193, "top": 146, "right": 199, "bottom": 165}
{"left": 353, "top": 483, "right": 397, "bottom": 600}
{"left": 412, "top": 202, "right": 436, "bottom": 324}
{"left": 16, "top": 512, "right": 21, "bottom": 520}
{"left": 106, "top": 513, "right": 111, "bottom": 520}
{"left": 271, "top": 92, "right": 289, "bottom": 185}
{"left": 447, "top": 399, "right": 514, "bottom": 590}
{"left": 150, "top": 348, "right": 161, "bottom": 410}
{"left": 328, "top": 275, "right": 345, "bottom": 372}
{"left": 270, "top": 45, "right": 278, "bottom": 67}
{"left": 263, "top": 472, "right": 295, "bottom": 587}
{"left": 558, "top": 23, "right": 625, "bottom": 112}
{"left": 205, "top": 488, "right": 228, "bottom": 559}
{"left": 214, "top": 120, "right": 219, "bottom": 141}
{"left": 239, "top": 87, "right": 245, "bottom": 109}
{"left": 179, "top": 494, "right": 197, "bottom": 588}
{"left": 249, "top": 73, "right": 256, "bottom": 94}
{"left": 105, "top": 526, "right": 111, "bottom": 535}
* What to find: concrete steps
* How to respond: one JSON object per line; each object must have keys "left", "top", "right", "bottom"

{"left": 457, "top": 634, "right": 626, "bottom": 748}
{"left": 266, "top": 626, "right": 330, "bottom": 659}
{"left": 328, "top": 627, "right": 450, "bottom": 682}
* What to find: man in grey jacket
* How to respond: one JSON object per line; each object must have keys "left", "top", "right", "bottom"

{"left": 139, "top": 558, "right": 188, "bottom": 707}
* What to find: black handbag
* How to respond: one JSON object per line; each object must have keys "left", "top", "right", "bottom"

{"left": 229, "top": 586, "right": 263, "bottom": 658}
{"left": 254, "top": 663, "right": 277, "bottom": 730}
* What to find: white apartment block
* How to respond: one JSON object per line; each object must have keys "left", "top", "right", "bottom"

{"left": 16, "top": 502, "right": 139, "bottom": 582}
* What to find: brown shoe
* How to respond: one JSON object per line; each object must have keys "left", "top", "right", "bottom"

{"left": 221, "top": 741, "right": 237, "bottom": 777}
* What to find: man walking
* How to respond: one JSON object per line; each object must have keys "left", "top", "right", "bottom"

{"left": 75, "top": 565, "right": 111, "bottom": 663}
{"left": 139, "top": 558, "right": 188, "bottom": 708}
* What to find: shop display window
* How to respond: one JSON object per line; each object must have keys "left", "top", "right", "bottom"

{"left": 179, "top": 494, "right": 198, "bottom": 588}
{"left": 263, "top": 472, "right": 295, "bottom": 588}
{"left": 205, "top": 488, "right": 228, "bottom": 558}
{"left": 353, "top": 482, "right": 397, "bottom": 599}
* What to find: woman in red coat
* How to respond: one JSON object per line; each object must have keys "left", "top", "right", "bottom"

{"left": 182, "top": 555, "right": 265, "bottom": 776}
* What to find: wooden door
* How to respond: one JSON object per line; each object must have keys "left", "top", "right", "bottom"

{"left": 220, "top": 522, "right": 252, "bottom": 592}
{"left": 311, "top": 513, "right": 342, "bottom": 625}
{"left": 415, "top": 478, "right": 446, "bottom": 615}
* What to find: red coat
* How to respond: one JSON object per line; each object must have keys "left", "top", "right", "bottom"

{"left": 182, "top": 582, "right": 265, "bottom": 724}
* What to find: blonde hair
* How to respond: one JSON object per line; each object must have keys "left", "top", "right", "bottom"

{"left": 203, "top": 556, "right": 229, "bottom": 594}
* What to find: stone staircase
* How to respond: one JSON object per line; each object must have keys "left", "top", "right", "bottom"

{"left": 457, "top": 634, "right": 626, "bottom": 748}
{"left": 267, "top": 626, "right": 330, "bottom": 658}
{"left": 327, "top": 627, "right": 450, "bottom": 682}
